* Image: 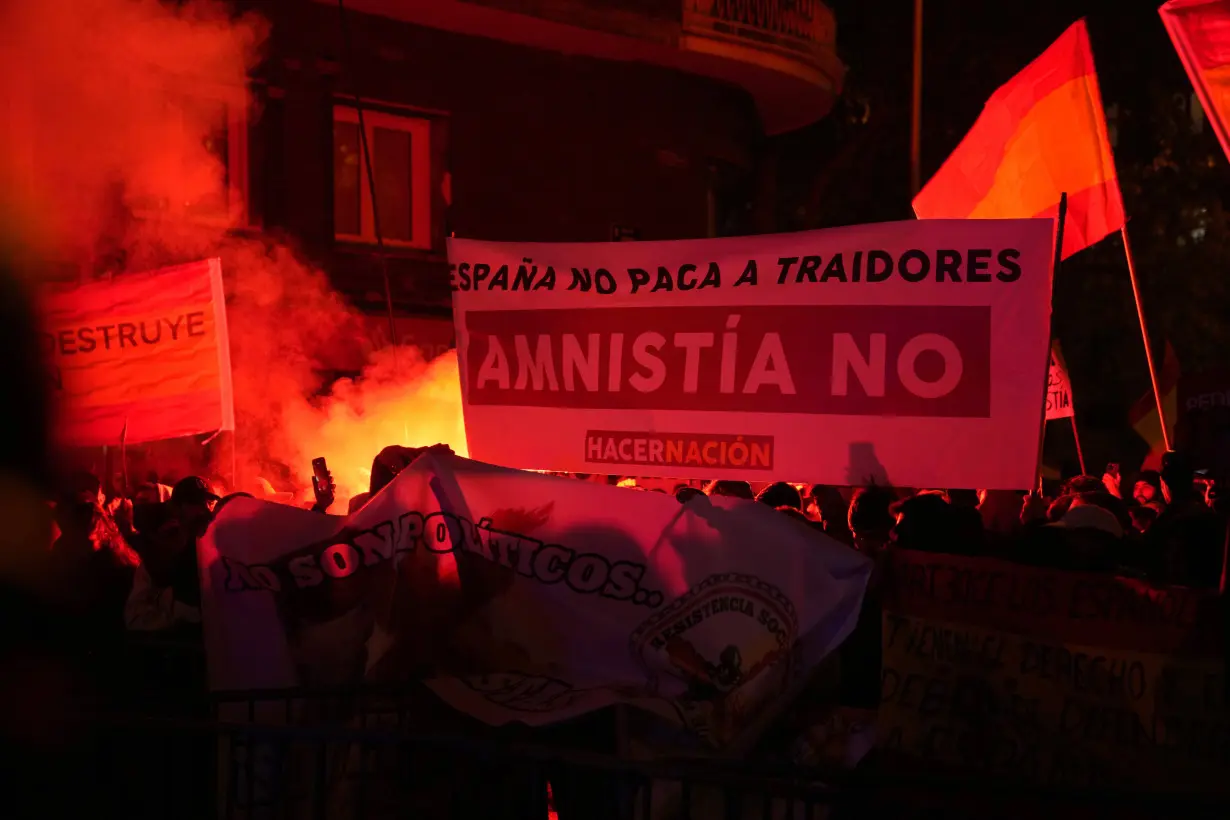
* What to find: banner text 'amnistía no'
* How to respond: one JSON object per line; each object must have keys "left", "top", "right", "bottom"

{"left": 42, "top": 258, "right": 235, "bottom": 447}
{"left": 449, "top": 220, "right": 1054, "bottom": 489}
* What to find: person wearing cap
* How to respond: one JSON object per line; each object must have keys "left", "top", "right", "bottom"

{"left": 170, "top": 476, "right": 221, "bottom": 526}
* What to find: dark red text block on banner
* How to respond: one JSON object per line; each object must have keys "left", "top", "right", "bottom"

{"left": 465, "top": 305, "right": 991, "bottom": 417}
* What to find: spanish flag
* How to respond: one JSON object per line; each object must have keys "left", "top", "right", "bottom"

{"left": 1160, "top": 0, "right": 1230, "bottom": 163}
{"left": 913, "top": 20, "right": 1123, "bottom": 259}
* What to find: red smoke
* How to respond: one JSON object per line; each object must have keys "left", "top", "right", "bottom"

{"left": 1, "top": 0, "right": 465, "bottom": 503}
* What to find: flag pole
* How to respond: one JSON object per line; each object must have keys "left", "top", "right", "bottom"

{"left": 910, "top": 0, "right": 924, "bottom": 195}
{"left": 1120, "top": 225, "right": 1172, "bottom": 452}
{"left": 1069, "top": 415, "right": 1087, "bottom": 476}
{"left": 1083, "top": 28, "right": 1172, "bottom": 452}
{"left": 1037, "top": 192, "right": 1068, "bottom": 491}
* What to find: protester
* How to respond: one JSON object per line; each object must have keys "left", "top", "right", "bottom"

{"left": 847, "top": 485, "right": 895, "bottom": 553}
{"left": 890, "top": 491, "right": 958, "bottom": 554}
{"left": 807, "top": 484, "right": 854, "bottom": 545}
{"left": 1132, "top": 469, "right": 1165, "bottom": 507}
{"left": 50, "top": 472, "right": 141, "bottom": 642}
{"left": 675, "top": 485, "right": 705, "bottom": 504}
{"left": 757, "top": 481, "right": 803, "bottom": 510}
{"left": 1149, "top": 451, "right": 1223, "bottom": 587}
{"left": 978, "top": 489, "right": 1023, "bottom": 538}
{"left": 15, "top": 403, "right": 1230, "bottom": 816}
{"left": 121, "top": 477, "right": 218, "bottom": 633}
{"left": 705, "top": 479, "right": 754, "bottom": 500}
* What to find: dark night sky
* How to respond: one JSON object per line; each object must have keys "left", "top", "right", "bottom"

{"left": 819, "top": 0, "right": 1196, "bottom": 219}
{"left": 809, "top": 1, "right": 1220, "bottom": 466}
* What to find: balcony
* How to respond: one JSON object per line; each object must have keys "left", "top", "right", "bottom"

{"left": 323, "top": 0, "right": 844, "bottom": 134}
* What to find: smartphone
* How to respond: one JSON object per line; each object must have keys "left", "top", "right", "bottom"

{"left": 1106, "top": 463, "right": 1120, "bottom": 477}
{"left": 312, "top": 457, "right": 330, "bottom": 487}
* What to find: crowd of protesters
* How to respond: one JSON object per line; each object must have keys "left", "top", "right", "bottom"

{"left": 37, "top": 443, "right": 1227, "bottom": 664}
{"left": 706, "top": 452, "right": 1223, "bottom": 588}
{"left": 4, "top": 434, "right": 1225, "bottom": 819}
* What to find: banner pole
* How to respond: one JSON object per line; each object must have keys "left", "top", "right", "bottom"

{"left": 1069, "top": 414, "right": 1087, "bottom": 476}
{"left": 910, "top": 0, "right": 924, "bottom": 195}
{"left": 1219, "top": 516, "right": 1228, "bottom": 595}
{"left": 119, "top": 418, "right": 130, "bottom": 498}
{"left": 103, "top": 445, "right": 112, "bottom": 500}
{"left": 1036, "top": 192, "right": 1068, "bottom": 491}
{"left": 1120, "top": 225, "right": 1172, "bottom": 452}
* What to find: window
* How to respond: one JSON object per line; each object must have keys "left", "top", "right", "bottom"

{"left": 130, "top": 92, "right": 248, "bottom": 224}
{"left": 333, "top": 105, "right": 432, "bottom": 249}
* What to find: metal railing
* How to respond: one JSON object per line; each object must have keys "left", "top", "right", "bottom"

{"left": 79, "top": 708, "right": 838, "bottom": 820}
{"left": 55, "top": 637, "right": 1230, "bottom": 820}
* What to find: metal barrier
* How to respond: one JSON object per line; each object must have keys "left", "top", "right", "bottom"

{"left": 80, "top": 710, "right": 838, "bottom": 820}
{"left": 62, "top": 640, "right": 1230, "bottom": 820}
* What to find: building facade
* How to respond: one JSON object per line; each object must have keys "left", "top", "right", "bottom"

{"left": 245, "top": 0, "right": 842, "bottom": 328}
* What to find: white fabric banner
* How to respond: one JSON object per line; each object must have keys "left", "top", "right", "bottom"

{"left": 200, "top": 452, "right": 871, "bottom": 749}
{"left": 1045, "top": 344, "right": 1074, "bottom": 420}
{"left": 449, "top": 219, "right": 1055, "bottom": 489}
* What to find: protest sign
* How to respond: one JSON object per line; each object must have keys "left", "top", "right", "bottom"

{"left": 42, "top": 258, "right": 234, "bottom": 447}
{"left": 200, "top": 451, "right": 871, "bottom": 749}
{"left": 1045, "top": 344, "right": 1074, "bottom": 420}
{"left": 448, "top": 219, "right": 1054, "bottom": 489}
{"left": 878, "top": 549, "right": 1229, "bottom": 794}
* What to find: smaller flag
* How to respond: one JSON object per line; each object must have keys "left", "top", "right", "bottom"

{"left": 1160, "top": 0, "right": 1230, "bottom": 164}
{"left": 914, "top": 20, "right": 1124, "bottom": 259}
{"left": 1046, "top": 344, "right": 1075, "bottom": 420}
{"left": 1130, "top": 342, "right": 1180, "bottom": 467}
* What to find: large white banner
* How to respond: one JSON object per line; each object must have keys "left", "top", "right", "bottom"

{"left": 449, "top": 220, "right": 1055, "bottom": 489}
{"left": 200, "top": 452, "right": 871, "bottom": 748}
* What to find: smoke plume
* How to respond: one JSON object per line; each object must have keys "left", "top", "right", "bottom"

{"left": 1, "top": 0, "right": 465, "bottom": 504}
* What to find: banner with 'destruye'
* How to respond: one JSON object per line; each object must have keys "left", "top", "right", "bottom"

{"left": 42, "top": 258, "right": 234, "bottom": 447}
{"left": 448, "top": 219, "right": 1054, "bottom": 490}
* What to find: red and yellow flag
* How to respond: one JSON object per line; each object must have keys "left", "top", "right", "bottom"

{"left": 1161, "top": 0, "right": 1230, "bottom": 163}
{"left": 913, "top": 20, "right": 1124, "bottom": 259}
{"left": 1129, "top": 342, "right": 1181, "bottom": 468}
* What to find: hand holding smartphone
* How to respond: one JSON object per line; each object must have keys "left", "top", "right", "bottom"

{"left": 311, "top": 457, "right": 336, "bottom": 513}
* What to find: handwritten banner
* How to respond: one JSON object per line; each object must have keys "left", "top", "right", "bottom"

{"left": 1045, "top": 343, "right": 1073, "bottom": 420}
{"left": 879, "top": 550, "right": 1228, "bottom": 794}
{"left": 42, "top": 259, "right": 234, "bottom": 447}
{"left": 448, "top": 219, "right": 1054, "bottom": 489}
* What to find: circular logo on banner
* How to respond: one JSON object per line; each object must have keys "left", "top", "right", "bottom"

{"left": 629, "top": 572, "right": 799, "bottom": 746}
